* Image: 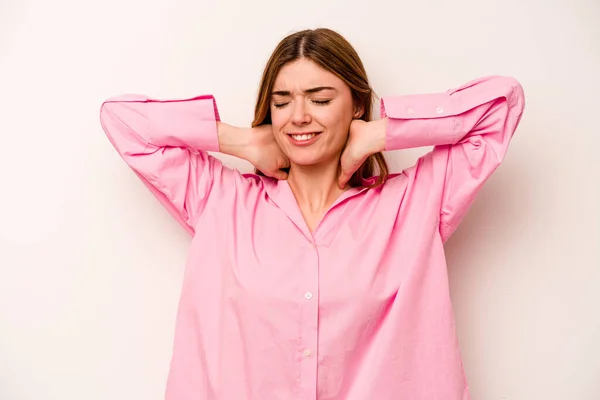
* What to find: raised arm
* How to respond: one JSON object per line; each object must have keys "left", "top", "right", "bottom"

{"left": 100, "top": 94, "right": 239, "bottom": 235}
{"left": 381, "top": 75, "right": 526, "bottom": 242}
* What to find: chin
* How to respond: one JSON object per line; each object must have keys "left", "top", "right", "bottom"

{"left": 289, "top": 156, "right": 323, "bottom": 167}
{"left": 288, "top": 152, "right": 336, "bottom": 168}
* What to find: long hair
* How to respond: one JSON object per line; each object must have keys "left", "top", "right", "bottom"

{"left": 252, "top": 28, "right": 389, "bottom": 188}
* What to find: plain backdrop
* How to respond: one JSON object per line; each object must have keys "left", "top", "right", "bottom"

{"left": 1, "top": 0, "right": 599, "bottom": 399}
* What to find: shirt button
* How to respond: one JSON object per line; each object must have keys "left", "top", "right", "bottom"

{"left": 304, "top": 292, "right": 313, "bottom": 300}
{"left": 303, "top": 349, "right": 312, "bottom": 357}
{"left": 436, "top": 106, "right": 444, "bottom": 114}
{"left": 406, "top": 108, "right": 414, "bottom": 115}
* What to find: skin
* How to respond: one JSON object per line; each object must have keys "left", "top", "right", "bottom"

{"left": 218, "top": 58, "right": 388, "bottom": 232}
{"left": 269, "top": 59, "right": 361, "bottom": 170}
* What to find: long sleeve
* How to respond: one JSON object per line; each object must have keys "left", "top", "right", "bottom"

{"left": 99, "top": 94, "right": 229, "bottom": 235}
{"left": 381, "top": 75, "right": 525, "bottom": 242}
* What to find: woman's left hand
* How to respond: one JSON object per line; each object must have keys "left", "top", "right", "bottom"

{"left": 338, "top": 118, "right": 387, "bottom": 188}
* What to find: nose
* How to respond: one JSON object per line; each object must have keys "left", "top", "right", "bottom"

{"left": 291, "top": 100, "right": 311, "bottom": 126}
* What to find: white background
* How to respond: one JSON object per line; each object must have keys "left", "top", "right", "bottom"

{"left": 1, "top": 0, "right": 599, "bottom": 399}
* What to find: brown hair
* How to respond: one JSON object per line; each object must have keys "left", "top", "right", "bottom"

{"left": 252, "top": 28, "right": 389, "bottom": 188}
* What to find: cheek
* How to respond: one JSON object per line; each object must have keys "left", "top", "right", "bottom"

{"left": 270, "top": 109, "right": 288, "bottom": 134}
{"left": 314, "top": 107, "right": 351, "bottom": 140}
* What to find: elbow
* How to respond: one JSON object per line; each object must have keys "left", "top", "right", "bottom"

{"left": 487, "top": 76, "right": 526, "bottom": 128}
{"left": 99, "top": 93, "right": 147, "bottom": 131}
{"left": 492, "top": 76, "right": 525, "bottom": 114}
{"left": 99, "top": 100, "right": 116, "bottom": 138}
{"left": 99, "top": 96, "right": 128, "bottom": 128}
{"left": 99, "top": 100, "right": 111, "bottom": 124}
{"left": 476, "top": 75, "right": 526, "bottom": 113}
{"left": 505, "top": 77, "right": 525, "bottom": 114}
{"left": 99, "top": 100, "right": 126, "bottom": 144}
{"left": 99, "top": 100, "right": 128, "bottom": 156}
{"left": 99, "top": 97, "right": 151, "bottom": 155}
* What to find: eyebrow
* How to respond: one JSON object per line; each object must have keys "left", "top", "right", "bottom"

{"left": 271, "top": 86, "right": 337, "bottom": 96}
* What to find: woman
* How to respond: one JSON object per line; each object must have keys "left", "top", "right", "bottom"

{"left": 100, "top": 28, "right": 524, "bottom": 400}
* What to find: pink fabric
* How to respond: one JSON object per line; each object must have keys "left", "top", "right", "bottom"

{"left": 100, "top": 75, "right": 525, "bottom": 400}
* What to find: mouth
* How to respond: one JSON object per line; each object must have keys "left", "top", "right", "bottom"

{"left": 287, "top": 132, "right": 321, "bottom": 146}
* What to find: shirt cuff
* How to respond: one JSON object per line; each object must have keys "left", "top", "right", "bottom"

{"left": 103, "top": 94, "right": 221, "bottom": 152}
{"left": 380, "top": 92, "right": 459, "bottom": 151}
{"left": 151, "top": 95, "right": 221, "bottom": 152}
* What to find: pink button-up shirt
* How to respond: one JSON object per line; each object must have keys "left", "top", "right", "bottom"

{"left": 100, "top": 75, "right": 525, "bottom": 400}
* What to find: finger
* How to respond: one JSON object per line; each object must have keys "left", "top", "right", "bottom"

{"left": 338, "top": 171, "right": 349, "bottom": 189}
{"left": 338, "top": 153, "right": 348, "bottom": 188}
{"left": 339, "top": 156, "right": 357, "bottom": 187}
{"left": 339, "top": 161, "right": 361, "bottom": 188}
{"left": 272, "top": 169, "right": 288, "bottom": 180}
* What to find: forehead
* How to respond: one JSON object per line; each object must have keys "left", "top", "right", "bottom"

{"left": 273, "top": 59, "right": 344, "bottom": 90}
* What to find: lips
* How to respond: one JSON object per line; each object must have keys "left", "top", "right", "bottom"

{"left": 287, "top": 132, "right": 321, "bottom": 146}
{"left": 288, "top": 132, "right": 321, "bottom": 147}
{"left": 289, "top": 132, "right": 318, "bottom": 141}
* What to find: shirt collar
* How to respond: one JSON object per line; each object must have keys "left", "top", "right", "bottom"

{"left": 255, "top": 175, "right": 371, "bottom": 241}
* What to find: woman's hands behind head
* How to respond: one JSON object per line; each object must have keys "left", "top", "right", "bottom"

{"left": 219, "top": 119, "right": 388, "bottom": 185}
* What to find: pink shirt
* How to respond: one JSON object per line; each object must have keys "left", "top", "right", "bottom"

{"left": 100, "top": 75, "right": 525, "bottom": 400}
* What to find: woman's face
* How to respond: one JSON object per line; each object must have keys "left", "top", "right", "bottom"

{"left": 270, "top": 58, "right": 361, "bottom": 168}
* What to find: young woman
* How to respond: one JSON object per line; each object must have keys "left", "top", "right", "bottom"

{"left": 100, "top": 28, "right": 525, "bottom": 400}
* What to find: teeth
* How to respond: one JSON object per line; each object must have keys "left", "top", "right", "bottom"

{"left": 291, "top": 133, "right": 317, "bottom": 141}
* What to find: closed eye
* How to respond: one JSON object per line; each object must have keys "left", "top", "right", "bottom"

{"left": 272, "top": 99, "right": 331, "bottom": 108}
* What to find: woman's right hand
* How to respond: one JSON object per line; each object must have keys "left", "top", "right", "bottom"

{"left": 217, "top": 122, "right": 289, "bottom": 180}
{"left": 245, "top": 125, "right": 289, "bottom": 180}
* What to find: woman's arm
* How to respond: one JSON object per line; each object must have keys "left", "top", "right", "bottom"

{"left": 341, "top": 75, "right": 525, "bottom": 242}
{"left": 99, "top": 94, "right": 265, "bottom": 235}
{"left": 382, "top": 75, "right": 525, "bottom": 242}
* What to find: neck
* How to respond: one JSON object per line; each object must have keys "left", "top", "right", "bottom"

{"left": 287, "top": 159, "right": 348, "bottom": 214}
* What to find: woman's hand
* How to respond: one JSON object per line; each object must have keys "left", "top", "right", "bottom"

{"left": 218, "top": 122, "right": 289, "bottom": 180}
{"left": 246, "top": 125, "right": 290, "bottom": 180}
{"left": 338, "top": 119, "right": 387, "bottom": 188}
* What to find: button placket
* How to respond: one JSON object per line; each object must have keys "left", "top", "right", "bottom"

{"left": 296, "top": 239, "right": 319, "bottom": 397}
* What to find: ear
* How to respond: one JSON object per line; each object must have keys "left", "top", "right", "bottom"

{"left": 353, "top": 104, "right": 365, "bottom": 119}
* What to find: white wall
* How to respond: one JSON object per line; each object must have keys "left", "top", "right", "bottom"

{"left": 1, "top": 0, "right": 599, "bottom": 398}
